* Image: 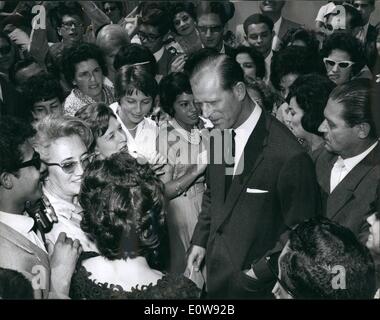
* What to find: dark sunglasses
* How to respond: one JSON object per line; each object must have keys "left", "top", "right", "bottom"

{"left": 138, "top": 30, "right": 161, "bottom": 42}
{"left": 16, "top": 151, "right": 42, "bottom": 171}
{"left": 266, "top": 253, "right": 296, "bottom": 298}
{"left": 0, "top": 45, "right": 12, "bottom": 55}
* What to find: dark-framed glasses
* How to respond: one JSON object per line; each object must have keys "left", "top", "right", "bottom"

{"left": 323, "top": 58, "right": 355, "bottom": 69}
{"left": 42, "top": 153, "right": 94, "bottom": 174}
{"left": 60, "top": 21, "right": 83, "bottom": 30}
{"left": 197, "top": 25, "right": 223, "bottom": 34}
{"left": 137, "top": 30, "right": 161, "bottom": 42}
{"left": 16, "top": 151, "right": 42, "bottom": 171}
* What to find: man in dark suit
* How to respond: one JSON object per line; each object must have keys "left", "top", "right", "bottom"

{"left": 185, "top": 52, "right": 320, "bottom": 299}
{"left": 0, "top": 116, "right": 82, "bottom": 299}
{"left": 259, "top": 0, "right": 301, "bottom": 50}
{"left": 315, "top": 79, "right": 380, "bottom": 244}
{"left": 351, "top": 0, "right": 378, "bottom": 71}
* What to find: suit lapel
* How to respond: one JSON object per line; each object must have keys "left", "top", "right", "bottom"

{"left": 0, "top": 222, "right": 50, "bottom": 271}
{"left": 318, "top": 152, "right": 337, "bottom": 195}
{"left": 216, "top": 111, "right": 268, "bottom": 229}
{"left": 327, "top": 145, "right": 380, "bottom": 220}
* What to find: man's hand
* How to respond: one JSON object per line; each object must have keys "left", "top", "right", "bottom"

{"left": 48, "top": 232, "right": 82, "bottom": 296}
{"left": 185, "top": 245, "right": 206, "bottom": 275}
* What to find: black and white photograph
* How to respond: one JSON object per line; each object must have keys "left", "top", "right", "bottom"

{"left": 0, "top": 0, "right": 379, "bottom": 305}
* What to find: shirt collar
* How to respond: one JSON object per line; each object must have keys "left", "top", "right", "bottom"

{"left": 0, "top": 210, "right": 35, "bottom": 234}
{"left": 201, "top": 43, "right": 225, "bottom": 54}
{"left": 153, "top": 47, "right": 165, "bottom": 62}
{"left": 340, "top": 141, "right": 378, "bottom": 172}
{"left": 235, "top": 102, "right": 262, "bottom": 135}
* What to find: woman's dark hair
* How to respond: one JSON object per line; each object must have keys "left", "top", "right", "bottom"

{"left": 159, "top": 72, "right": 192, "bottom": 117}
{"left": 0, "top": 31, "right": 19, "bottom": 76}
{"left": 113, "top": 44, "right": 157, "bottom": 76}
{"left": 270, "top": 46, "right": 325, "bottom": 92}
{"left": 281, "top": 27, "right": 320, "bottom": 54}
{"left": 168, "top": 2, "right": 196, "bottom": 33}
{"left": 75, "top": 102, "right": 117, "bottom": 153}
{"left": 61, "top": 43, "right": 107, "bottom": 86}
{"left": 79, "top": 151, "right": 166, "bottom": 267}
{"left": 288, "top": 74, "right": 336, "bottom": 136}
{"left": 280, "top": 217, "right": 376, "bottom": 299}
{"left": 21, "top": 73, "right": 64, "bottom": 107}
{"left": 321, "top": 32, "right": 366, "bottom": 77}
{"left": 233, "top": 45, "right": 266, "bottom": 80}
{"left": 115, "top": 65, "right": 158, "bottom": 101}
{"left": 50, "top": 3, "right": 84, "bottom": 30}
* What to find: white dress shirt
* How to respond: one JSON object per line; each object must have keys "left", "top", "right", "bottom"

{"left": 233, "top": 103, "right": 262, "bottom": 176}
{"left": 0, "top": 210, "right": 47, "bottom": 252}
{"left": 153, "top": 46, "right": 165, "bottom": 62}
{"left": 264, "top": 50, "right": 273, "bottom": 84}
{"left": 330, "top": 141, "right": 378, "bottom": 193}
{"left": 109, "top": 102, "right": 160, "bottom": 163}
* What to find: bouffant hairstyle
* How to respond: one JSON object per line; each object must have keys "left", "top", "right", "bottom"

{"left": 115, "top": 64, "right": 158, "bottom": 102}
{"left": 321, "top": 32, "right": 366, "bottom": 77}
{"left": 78, "top": 151, "right": 166, "bottom": 266}
{"left": 21, "top": 73, "right": 64, "bottom": 106}
{"left": 75, "top": 102, "right": 117, "bottom": 152}
{"left": 233, "top": 45, "right": 266, "bottom": 80}
{"left": 280, "top": 217, "right": 376, "bottom": 299}
{"left": 270, "top": 46, "right": 325, "bottom": 92}
{"left": 168, "top": 2, "right": 196, "bottom": 33}
{"left": 61, "top": 42, "right": 107, "bottom": 87}
{"left": 288, "top": 74, "right": 336, "bottom": 136}
{"left": 281, "top": 27, "right": 320, "bottom": 54}
{"left": 139, "top": 3, "right": 171, "bottom": 37}
{"left": 32, "top": 115, "right": 93, "bottom": 161}
{"left": 159, "top": 72, "right": 192, "bottom": 117}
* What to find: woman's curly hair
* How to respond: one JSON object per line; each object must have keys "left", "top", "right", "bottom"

{"left": 78, "top": 151, "right": 166, "bottom": 267}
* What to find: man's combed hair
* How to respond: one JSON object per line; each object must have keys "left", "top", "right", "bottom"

{"left": 329, "top": 78, "right": 377, "bottom": 139}
{"left": 0, "top": 116, "right": 36, "bottom": 175}
{"left": 281, "top": 217, "right": 376, "bottom": 299}
{"left": 79, "top": 152, "right": 166, "bottom": 267}
{"left": 187, "top": 50, "right": 245, "bottom": 91}
{"left": 243, "top": 13, "right": 274, "bottom": 34}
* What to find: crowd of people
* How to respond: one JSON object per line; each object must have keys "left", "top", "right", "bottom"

{"left": 0, "top": 0, "right": 379, "bottom": 300}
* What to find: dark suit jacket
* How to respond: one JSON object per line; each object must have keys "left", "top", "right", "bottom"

{"left": 0, "top": 222, "right": 51, "bottom": 299}
{"left": 156, "top": 48, "right": 176, "bottom": 78}
{"left": 315, "top": 143, "right": 380, "bottom": 244}
{"left": 191, "top": 111, "right": 320, "bottom": 299}
{"left": 364, "top": 24, "right": 378, "bottom": 72}
{"left": 0, "top": 75, "right": 28, "bottom": 120}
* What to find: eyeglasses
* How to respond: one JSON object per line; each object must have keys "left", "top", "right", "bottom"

{"left": 137, "top": 31, "right": 161, "bottom": 42}
{"left": 42, "top": 154, "right": 93, "bottom": 174}
{"left": 266, "top": 253, "right": 296, "bottom": 298}
{"left": 16, "top": 151, "right": 42, "bottom": 171}
{"left": 60, "top": 21, "right": 83, "bottom": 30}
{"left": 323, "top": 58, "right": 355, "bottom": 69}
{"left": 197, "top": 25, "right": 223, "bottom": 34}
{"left": 0, "top": 45, "right": 11, "bottom": 55}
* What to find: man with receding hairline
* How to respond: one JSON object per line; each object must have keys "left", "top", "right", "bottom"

{"left": 185, "top": 51, "right": 320, "bottom": 299}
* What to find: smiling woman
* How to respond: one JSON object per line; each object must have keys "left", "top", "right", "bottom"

{"left": 32, "top": 115, "right": 98, "bottom": 252}
{"left": 62, "top": 43, "right": 116, "bottom": 116}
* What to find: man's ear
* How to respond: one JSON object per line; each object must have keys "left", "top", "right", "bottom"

{"left": 57, "top": 27, "right": 62, "bottom": 37}
{"left": 0, "top": 172, "right": 14, "bottom": 190}
{"left": 356, "top": 122, "right": 371, "bottom": 139}
{"left": 233, "top": 81, "right": 247, "bottom": 102}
